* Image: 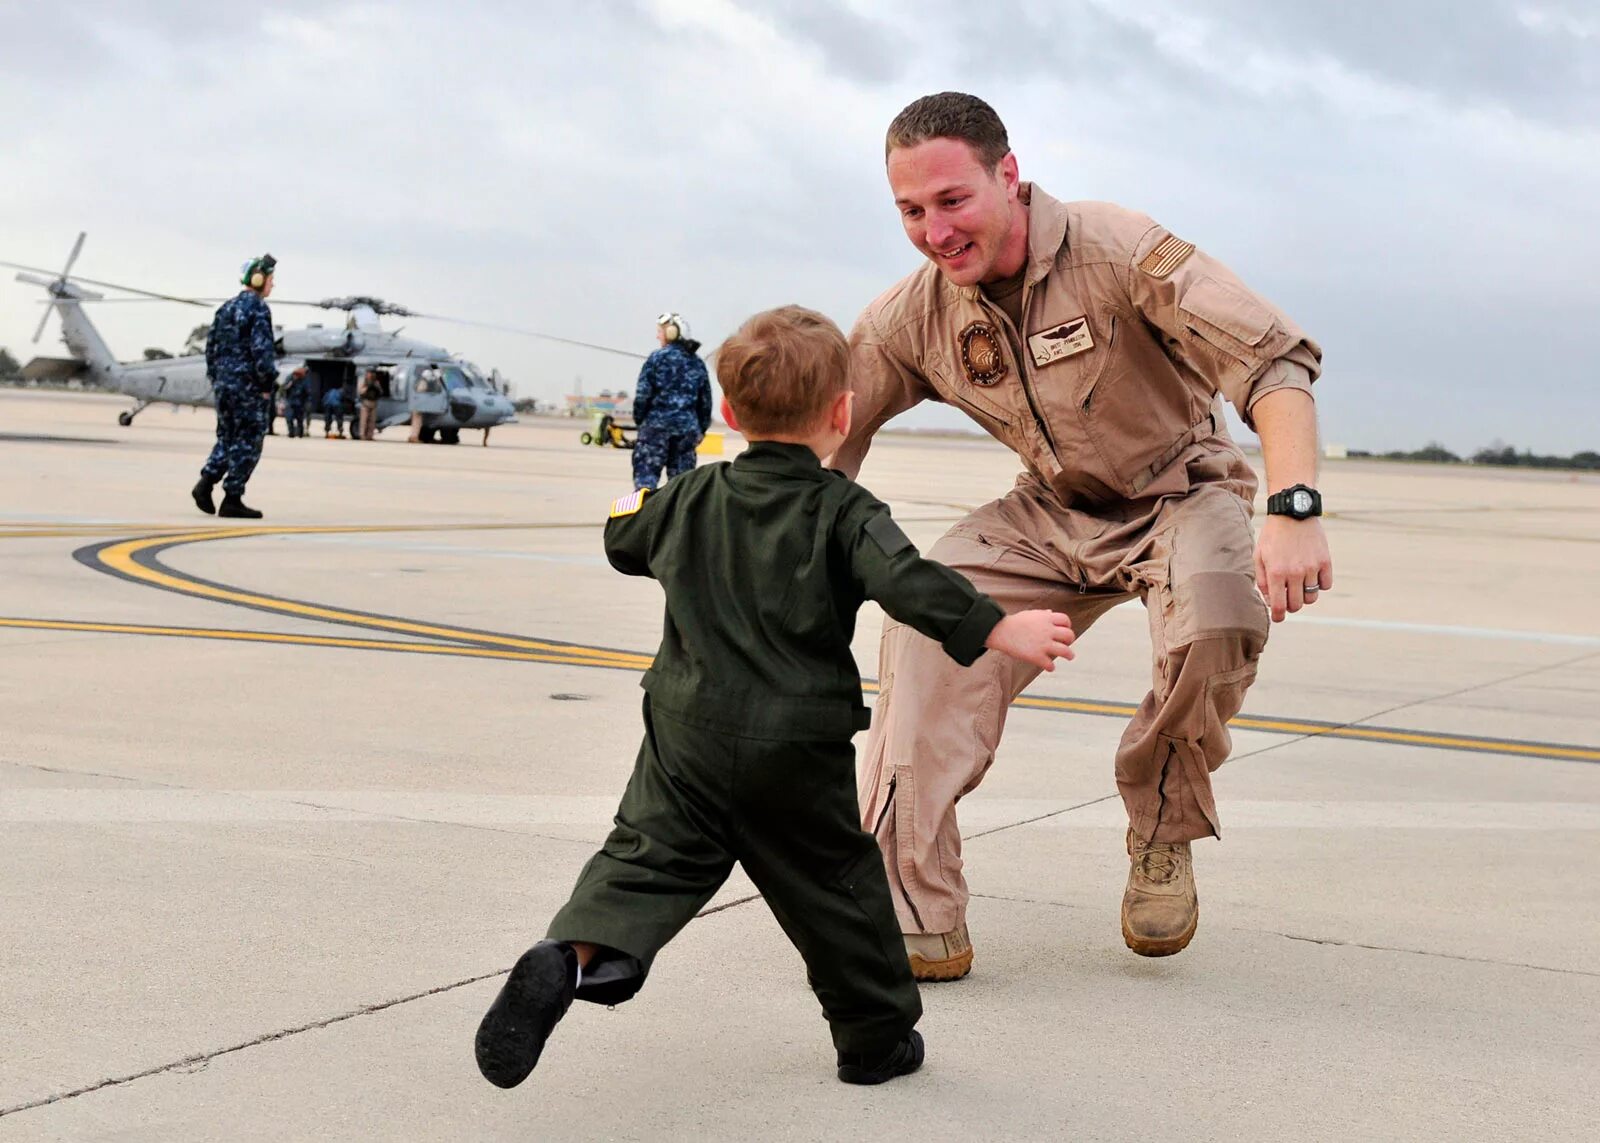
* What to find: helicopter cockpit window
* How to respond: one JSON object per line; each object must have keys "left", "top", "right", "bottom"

{"left": 441, "top": 367, "right": 470, "bottom": 392}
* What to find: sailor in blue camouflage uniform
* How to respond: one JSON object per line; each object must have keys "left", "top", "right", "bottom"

{"left": 192, "top": 254, "right": 279, "bottom": 519}
{"left": 630, "top": 312, "right": 712, "bottom": 491}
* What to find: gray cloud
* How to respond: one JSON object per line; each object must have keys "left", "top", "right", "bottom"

{"left": 1, "top": 0, "right": 1596, "bottom": 454}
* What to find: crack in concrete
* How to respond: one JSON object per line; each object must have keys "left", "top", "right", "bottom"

{"left": 0, "top": 969, "right": 508, "bottom": 1120}
{"left": 963, "top": 794, "right": 1122, "bottom": 841}
{"left": 0, "top": 888, "right": 773, "bottom": 1119}
{"left": 1271, "top": 932, "right": 1600, "bottom": 978}
{"left": 968, "top": 892, "right": 1599, "bottom": 979}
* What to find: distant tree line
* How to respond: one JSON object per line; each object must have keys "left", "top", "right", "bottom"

{"left": 0, "top": 347, "right": 20, "bottom": 377}
{"left": 1349, "top": 441, "right": 1600, "bottom": 471}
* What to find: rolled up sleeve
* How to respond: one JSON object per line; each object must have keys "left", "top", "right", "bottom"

{"left": 1127, "top": 223, "right": 1322, "bottom": 430}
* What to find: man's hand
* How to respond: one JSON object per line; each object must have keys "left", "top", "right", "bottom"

{"left": 985, "top": 609, "right": 1076, "bottom": 671}
{"left": 1255, "top": 516, "right": 1332, "bottom": 622}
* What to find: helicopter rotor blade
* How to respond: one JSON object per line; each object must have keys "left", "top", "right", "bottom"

{"left": 0, "top": 258, "right": 213, "bottom": 309}
{"left": 31, "top": 294, "right": 54, "bottom": 343}
{"left": 409, "top": 312, "right": 647, "bottom": 360}
{"left": 61, "top": 231, "right": 86, "bottom": 281}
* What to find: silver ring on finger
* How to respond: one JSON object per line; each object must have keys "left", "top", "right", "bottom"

{"left": 1303, "top": 584, "right": 1320, "bottom": 594}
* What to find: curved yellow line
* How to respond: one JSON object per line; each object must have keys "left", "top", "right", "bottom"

{"left": 45, "top": 524, "right": 1600, "bottom": 767}
{"left": 93, "top": 526, "right": 648, "bottom": 666}
{"left": 0, "top": 617, "right": 653, "bottom": 670}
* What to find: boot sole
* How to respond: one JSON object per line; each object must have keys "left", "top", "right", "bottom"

{"left": 474, "top": 944, "right": 573, "bottom": 1089}
{"left": 838, "top": 1030, "right": 925, "bottom": 1085}
{"left": 1121, "top": 906, "right": 1198, "bottom": 958}
{"left": 908, "top": 946, "right": 973, "bottom": 982}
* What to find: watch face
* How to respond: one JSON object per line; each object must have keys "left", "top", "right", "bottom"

{"left": 1291, "top": 489, "right": 1314, "bottom": 515}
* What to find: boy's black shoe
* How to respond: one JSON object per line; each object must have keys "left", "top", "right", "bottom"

{"left": 191, "top": 478, "right": 216, "bottom": 515}
{"left": 836, "top": 1029, "right": 924, "bottom": 1086}
{"left": 217, "top": 494, "right": 263, "bottom": 519}
{"left": 475, "top": 941, "right": 579, "bottom": 1089}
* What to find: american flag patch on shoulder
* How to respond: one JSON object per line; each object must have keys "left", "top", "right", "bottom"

{"left": 609, "top": 489, "right": 647, "bottom": 518}
{"left": 1138, "top": 234, "right": 1196, "bottom": 279}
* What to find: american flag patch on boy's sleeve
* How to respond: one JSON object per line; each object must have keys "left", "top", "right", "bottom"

{"left": 609, "top": 489, "right": 647, "bottom": 518}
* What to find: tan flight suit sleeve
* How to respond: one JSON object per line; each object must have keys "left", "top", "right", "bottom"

{"left": 1124, "top": 222, "right": 1322, "bottom": 430}
{"left": 831, "top": 308, "right": 935, "bottom": 480}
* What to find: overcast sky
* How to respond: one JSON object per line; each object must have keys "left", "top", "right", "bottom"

{"left": 3, "top": 0, "right": 1597, "bottom": 453}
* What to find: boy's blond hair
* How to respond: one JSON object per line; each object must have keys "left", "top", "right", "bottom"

{"left": 716, "top": 305, "right": 849, "bottom": 436}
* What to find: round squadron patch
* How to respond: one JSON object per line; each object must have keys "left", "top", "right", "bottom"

{"left": 958, "top": 321, "right": 1007, "bottom": 387}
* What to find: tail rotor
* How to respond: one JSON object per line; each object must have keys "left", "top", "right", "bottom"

{"left": 31, "top": 231, "right": 86, "bottom": 343}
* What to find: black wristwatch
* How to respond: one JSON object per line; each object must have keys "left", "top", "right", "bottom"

{"left": 1267, "top": 483, "right": 1322, "bottom": 520}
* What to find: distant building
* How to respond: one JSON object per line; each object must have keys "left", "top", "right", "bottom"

{"left": 564, "top": 389, "right": 632, "bottom": 417}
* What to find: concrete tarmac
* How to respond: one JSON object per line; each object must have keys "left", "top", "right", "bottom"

{"left": 2, "top": 390, "right": 1598, "bottom": 1141}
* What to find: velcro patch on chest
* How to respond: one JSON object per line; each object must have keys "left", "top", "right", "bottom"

{"left": 1028, "top": 317, "right": 1095, "bottom": 367}
{"left": 609, "top": 488, "right": 648, "bottom": 518}
{"left": 1139, "top": 234, "right": 1196, "bottom": 279}
{"left": 958, "top": 321, "right": 1008, "bottom": 387}
{"left": 865, "top": 513, "right": 913, "bottom": 557}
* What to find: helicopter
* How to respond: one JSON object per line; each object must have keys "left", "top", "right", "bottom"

{"left": 3, "top": 234, "right": 645, "bottom": 442}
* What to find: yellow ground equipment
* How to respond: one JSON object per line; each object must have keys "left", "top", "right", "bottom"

{"left": 580, "top": 413, "right": 635, "bottom": 450}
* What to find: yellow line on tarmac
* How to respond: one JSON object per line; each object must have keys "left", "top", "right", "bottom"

{"left": 1010, "top": 693, "right": 1600, "bottom": 763}
{"left": 57, "top": 525, "right": 1600, "bottom": 767}
{"left": 93, "top": 524, "right": 644, "bottom": 666}
{"left": 0, "top": 618, "right": 653, "bottom": 670}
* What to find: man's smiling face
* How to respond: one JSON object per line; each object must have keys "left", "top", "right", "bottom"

{"left": 887, "top": 137, "right": 1024, "bottom": 287}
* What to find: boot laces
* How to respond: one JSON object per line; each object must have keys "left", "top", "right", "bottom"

{"left": 1133, "top": 841, "right": 1183, "bottom": 885}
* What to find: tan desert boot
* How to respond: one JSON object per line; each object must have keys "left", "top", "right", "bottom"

{"left": 1121, "top": 827, "right": 1198, "bottom": 957}
{"left": 904, "top": 924, "right": 973, "bottom": 981}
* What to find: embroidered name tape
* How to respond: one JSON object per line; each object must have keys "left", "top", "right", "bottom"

{"left": 1028, "top": 317, "right": 1094, "bottom": 367}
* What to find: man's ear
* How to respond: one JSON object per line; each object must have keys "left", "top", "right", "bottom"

{"left": 832, "top": 389, "right": 854, "bottom": 438}
{"left": 720, "top": 397, "right": 741, "bottom": 431}
{"left": 999, "top": 151, "right": 1020, "bottom": 197}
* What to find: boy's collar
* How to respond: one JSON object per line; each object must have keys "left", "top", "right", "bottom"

{"left": 734, "top": 439, "right": 829, "bottom": 478}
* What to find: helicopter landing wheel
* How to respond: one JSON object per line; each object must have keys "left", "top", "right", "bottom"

{"left": 440, "top": 428, "right": 460, "bottom": 445}
{"left": 579, "top": 431, "right": 594, "bottom": 445}
{"left": 117, "top": 411, "right": 134, "bottom": 427}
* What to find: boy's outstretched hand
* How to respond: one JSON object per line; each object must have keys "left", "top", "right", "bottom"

{"left": 985, "top": 609, "right": 1076, "bottom": 671}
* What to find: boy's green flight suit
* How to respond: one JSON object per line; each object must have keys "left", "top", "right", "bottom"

{"left": 547, "top": 441, "right": 1004, "bottom": 1057}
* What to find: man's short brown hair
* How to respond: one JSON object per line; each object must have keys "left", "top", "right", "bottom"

{"left": 885, "top": 92, "right": 1010, "bottom": 169}
{"left": 716, "top": 306, "right": 849, "bottom": 436}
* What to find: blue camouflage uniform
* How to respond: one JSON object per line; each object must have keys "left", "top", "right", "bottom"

{"left": 631, "top": 339, "right": 712, "bottom": 491}
{"left": 199, "top": 290, "right": 277, "bottom": 494}
{"left": 284, "top": 371, "right": 310, "bottom": 437}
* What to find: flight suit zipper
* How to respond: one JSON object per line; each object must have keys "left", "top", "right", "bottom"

{"left": 871, "top": 773, "right": 925, "bottom": 932}
{"left": 980, "top": 293, "right": 1056, "bottom": 455}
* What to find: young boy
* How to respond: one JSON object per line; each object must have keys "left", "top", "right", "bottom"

{"left": 475, "top": 305, "right": 1075, "bottom": 1089}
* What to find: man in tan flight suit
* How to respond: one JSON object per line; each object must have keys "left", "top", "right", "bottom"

{"left": 836, "top": 93, "right": 1332, "bottom": 979}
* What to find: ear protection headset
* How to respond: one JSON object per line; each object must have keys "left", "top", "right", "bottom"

{"left": 242, "top": 253, "right": 277, "bottom": 290}
{"left": 657, "top": 311, "right": 688, "bottom": 342}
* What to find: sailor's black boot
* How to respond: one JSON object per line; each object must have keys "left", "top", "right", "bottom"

{"left": 217, "top": 493, "right": 263, "bottom": 519}
{"left": 191, "top": 478, "right": 216, "bottom": 515}
{"left": 475, "top": 941, "right": 579, "bottom": 1089}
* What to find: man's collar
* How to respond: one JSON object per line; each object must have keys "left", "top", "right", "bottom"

{"left": 952, "top": 181, "right": 1068, "bottom": 302}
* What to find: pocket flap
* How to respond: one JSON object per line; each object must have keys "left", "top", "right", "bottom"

{"left": 1179, "top": 276, "right": 1273, "bottom": 347}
